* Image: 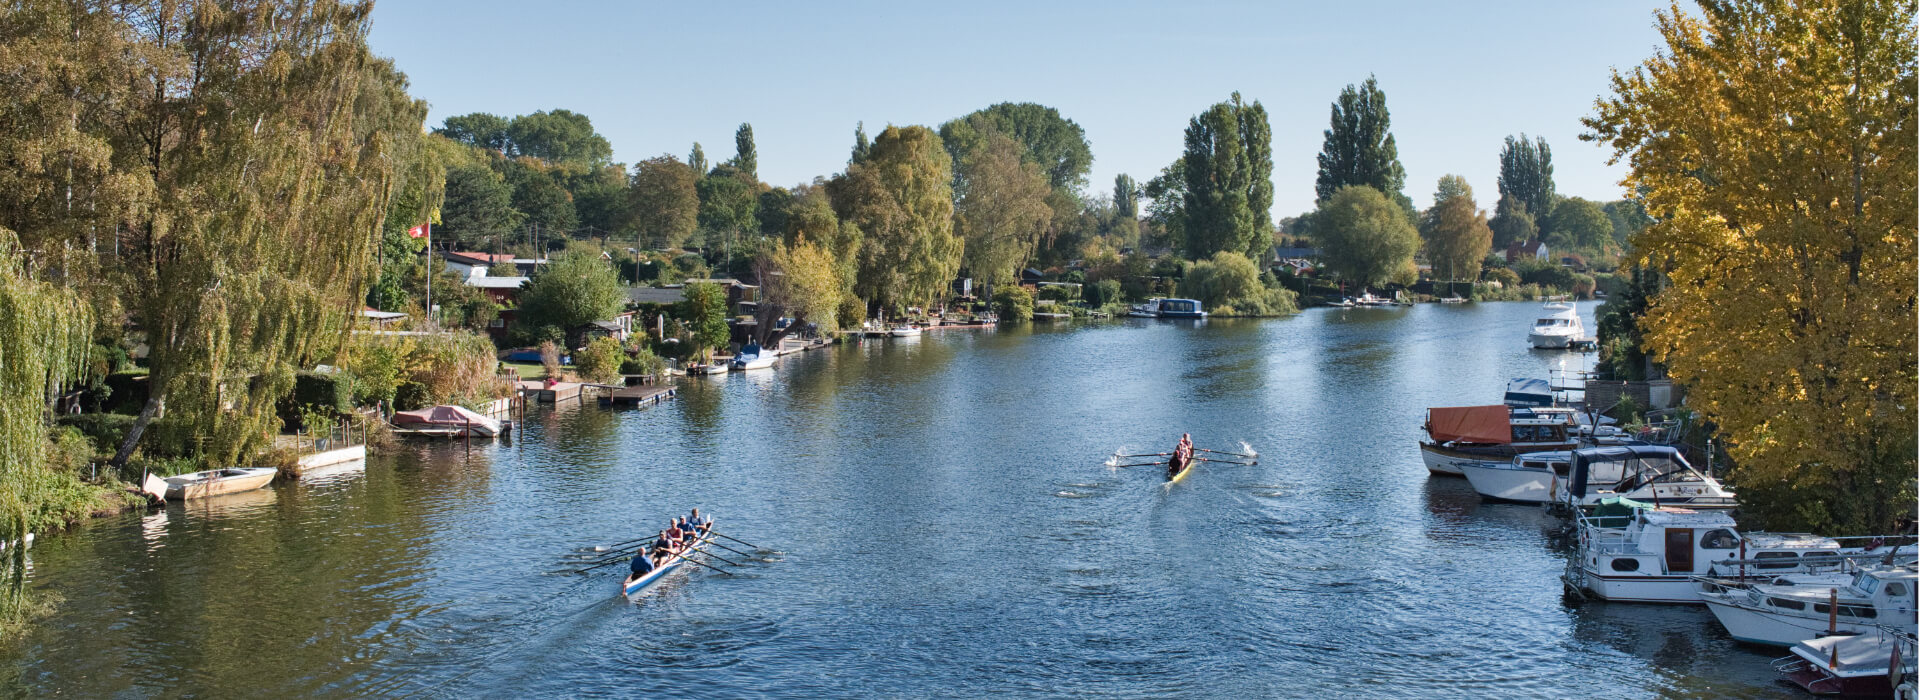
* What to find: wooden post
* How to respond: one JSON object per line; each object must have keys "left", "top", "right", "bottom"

{"left": 1829, "top": 588, "right": 1839, "bottom": 635}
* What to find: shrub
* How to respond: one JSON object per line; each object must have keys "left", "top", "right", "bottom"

{"left": 539, "top": 341, "right": 562, "bottom": 379}
{"left": 993, "top": 286, "right": 1034, "bottom": 322}
{"left": 573, "top": 337, "right": 625, "bottom": 384}
{"left": 1083, "top": 279, "right": 1122, "bottom": 307}
{"left": 394, "top": 382, "right": 430, "bottom": 411}
{"left": 619, "top": 345, "right": 666, "bottom": 377}
{"left": 277, "top": 371, "right": 351, "bottom": 430}
{"left": 1484, "top": 267, "right": 1521, "bottom": 288}
{"left": 56, "top": 413, "right": 136, "bottom": 454}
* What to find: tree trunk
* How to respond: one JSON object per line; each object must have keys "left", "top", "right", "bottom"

{"left": 108, "top": 394, "right": 165, "bottom": 471}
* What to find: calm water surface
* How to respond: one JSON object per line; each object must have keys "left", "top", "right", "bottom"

{"left": 7, "top": 301, "right": 1799, "bottom": 698}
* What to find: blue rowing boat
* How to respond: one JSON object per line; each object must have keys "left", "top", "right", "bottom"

{"left": 621, "top": 528, "right": 710, "bottom": 596}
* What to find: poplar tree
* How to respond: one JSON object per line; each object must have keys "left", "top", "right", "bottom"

{"left": 689, "top": 142, "right": 709, "bottom": 177}
{"left": 1495, "top": 134, "right": 1557, "bottom": 222}
{"left": 732, "top": 123, "right": 757, "bottom": 180}
{"left": 1315, "top": 76, "right": 1407, "bottom": 207}
{"left": 850, "top": 122, "right": 871, "bottom": 166}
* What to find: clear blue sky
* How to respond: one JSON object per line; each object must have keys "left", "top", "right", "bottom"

{"left": 367, "top": 0, "right": 1670, "bottom": 217}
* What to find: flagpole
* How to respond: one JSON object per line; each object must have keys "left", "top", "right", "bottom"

{"left": 425, "top": 222, "right": 432, "bottom": 328}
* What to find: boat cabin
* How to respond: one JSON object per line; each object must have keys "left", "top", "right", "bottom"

{"left": 1425, "top": 405, "right": 1573, "bottom": 447}
{"left": 1571, "top": 504, "right": 1850, "bottom": 603}
{"left": 1155, "top": 298, "right": 1207, "bottom": 319}
{"left": 1558, "top": 445, "right": 1736, "bottom": 510}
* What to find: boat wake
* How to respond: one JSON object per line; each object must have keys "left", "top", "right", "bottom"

{"left": 1054, "top": 491, "right": 1092, "bottom": 499}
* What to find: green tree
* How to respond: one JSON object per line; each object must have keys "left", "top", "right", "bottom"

{"left": 731, "top": 123, "right": 757, "bottom": 180}
{"left": 1180, "top": 99, "right": 1251, "bottom": 259}
{"left": 566, "top": 164, "right": 633, "bottom": 238}
{"left": 696, "top": 168, "right": 760, "bottom": 264}
{"left": 827, "top": 125, "right": 959, "bottom": 314}
{"left": 1111, "top": 174, "right": 1141, "bottom": 246}
{"left": 756, "top": 187, "right": 793, "bottom": 237}
{"left": 506, "top": 109, "right": 613, "bottom": 166}
{"left": 1488, "top": 196, "right": 1538, "bottom": 251}
{"left": 782, "top": 183, "right": 861, "bottom": 306}
{"left": 628, "top": 155, "right": 699, "bottom": 250}
{"left": 1180, "top": 251, "right": 1298, "bottom": 316}
{"left": 761, "top": 236, "right": 845, "bottom": 332}
{"left": 440, "top": 163, "right": 521, "bottom": 247}
{"left": 506, "top": 160, "right": 578, "bottom": 239}
{"left": 688, "top": 142, "right": 708, "bottom": 177}
{"left": 1584, "top": 0, "right": 1916, "bottom": 533}
{"left": 679, "top": 282, "right": 732, "bottom": 360}
{"left": 955, "top": 133, "right": 1053, "bottom": 287}
{"left": 1143, "top": 159, "right": 1187, "bottom": 251}
{"left": 1543, "top": 196, "right": 1616, "bottom": 258}
{"left": 516, "top": 250, "right": 625, "bottom": 344}
{"left": 938, "top": 103, "right": 1093, "bottom": 197}
{"left": 850, "top": 122, "right": 871, "bottom": 165}
{"left": 1496, "top": 134, "right": 1556, "bottom": 222}
{"left": 1235, "top": 93, "right": 1274, "bottom": 256}
{"left": 436, "top": 113, "right": 512, "bottom": 153}
{"left": 992, "top": 285, "right": 1034, "bottom": 322}
{"left": 1313, "top": 185, "right": 1419, "bottom": 289}
{"left": 1420, "top": 175, "right": 1493, "bottom": 283}
{"left": 1315, "top": 76, "right": 1408, "bottom": 208}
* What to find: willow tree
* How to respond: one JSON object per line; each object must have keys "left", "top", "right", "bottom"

{"left": 828, "top": 126, "right": 958, "bottom": 315}
{"left": 99, "top": 2, "right": 430, "bottom": 469}
{"left": 1586, "top": 0, "right": 1917, "bottom": 533}
{"left": 0, "top": 231, "right": 92, "bottom": 624}
{"left": 954, "top": 133, "right": 1052, "bottom": 287}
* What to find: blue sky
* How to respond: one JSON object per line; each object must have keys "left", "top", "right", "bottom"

{"left": 367, "top": 0, "right": 1670, "bottom": 217}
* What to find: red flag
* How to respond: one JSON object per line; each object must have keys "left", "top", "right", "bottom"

{"left": 407, "top": 223, "right": 428, "bottom": 239}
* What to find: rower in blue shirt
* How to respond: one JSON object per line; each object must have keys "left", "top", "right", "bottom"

{"left": 624, "top": 546, "right": 656, "bottom": 586}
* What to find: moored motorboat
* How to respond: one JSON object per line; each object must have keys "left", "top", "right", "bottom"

{"left": 1567, "top": 504, "right": 1866, "bottom": 604}
{"left": 1528, "top": 301, "right": 1585, "bottom": 349}
{"left": 1154, "top": 298, "right": 1208, "bottom": 319}
{"left": 1458, "top": 451, "right": 1571, "bottom": 503}
{"left": 889, "top": 324, "right": 922, "bottom": 337}
{"left": 1418, "top": 404, "right": 1578, "bottom": 476}
{"left": 1554, "top": 445, "right": 1737, "bottom": 511}
{"left": 163, "top": 467, "right": 277, "bottom": 500}
{"left": 1699, "top": 561, "right": 1919, "bottom": 646}
{"left": 730, "top": 344, "right": 778, "bottom": 371}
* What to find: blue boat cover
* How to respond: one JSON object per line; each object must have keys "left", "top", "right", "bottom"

{"left": 1567, "top": 445, "right": 1688, "bottom": 498}
{"left": 1504, "top": 378, "right": 1553, "bottom": 406}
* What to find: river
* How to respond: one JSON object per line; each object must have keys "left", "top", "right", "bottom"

{"left": 5, "top": 301, "right": 1800, "bottom": 698}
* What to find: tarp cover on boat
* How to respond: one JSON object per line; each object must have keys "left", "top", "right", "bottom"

{"left": 1567, "top": 445, "right": 1688, "bottom": 498}
{"left": 393, "top": 404, "right": 494, "bottom": 428}
{"left": 1426, "top": 405, "right": 1511, "bottom": 444}
{"left": 1504, "top": 378, "right": 1553, "bottom": 406}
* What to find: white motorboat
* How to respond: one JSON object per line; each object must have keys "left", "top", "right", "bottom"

{"left": 729, "top": 343, "right": 778, "bottom": 371}
{"left": 1418, "top": 404, "right": 1578, "bottom": 476}
{"left": 1127, "top": 299, "right": 1162, "bottom": 318}
{"left": 162, "top": 467, "right": 277, "bottom": 500}
{"left": 1458, "top": 451, "right": 1571, "bottom": 503}
{"left": 1699, "top": 561, "right": 1919, "bottom": 646}
{"left": 1554, "top": 445, "right": 1738, "bottom": 511}
{"left": 888, "top": 324, "right": 922, "bottom": 337}
{"left": 1567, "top": 504, "right": 1865, "bottom": 604}
{"left": 1528, "top": 301, "right": 1584, "bottom": 349}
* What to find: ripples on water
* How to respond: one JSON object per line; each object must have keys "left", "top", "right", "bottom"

{"left": 5, "top": 302, "right": 1798, "bottom": 698}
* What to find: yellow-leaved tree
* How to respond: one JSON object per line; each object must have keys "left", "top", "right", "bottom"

{"left": 1585, "top": 0, "right": 1916, "bottom": 533}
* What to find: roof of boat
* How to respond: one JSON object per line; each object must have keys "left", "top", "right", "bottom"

{"left": 1514, "top": 450, "right": 1574, "bottom": 462}
{"left": 1572, "top": 444, "right": 1686, "bottom": 462}
{"left": 1740, "top": 532, "right": 1841, "bottom": 549}
{"left": 1427, "top": 405, "right": 1511, "bottom": 444}
{"left": 1638, "top": 508, "right": 1737, "bottom": 526}
{"left": 1791, "top": 631, "right": 1909, "bottom": 674}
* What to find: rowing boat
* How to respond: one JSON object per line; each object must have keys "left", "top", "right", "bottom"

{"left": 621, "top": 526, "right": 712, "bottom": 596}
{"left": 1166, "top": 454, "right": 1195, "bottom": 484}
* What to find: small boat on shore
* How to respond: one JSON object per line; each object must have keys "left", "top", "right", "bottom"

{"left": 163, "top": 467, "right": 277, "bottom": 500}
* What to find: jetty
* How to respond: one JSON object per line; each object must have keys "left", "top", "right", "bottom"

{"left": 600, "top": 384, "right": 677, "bottom": 407}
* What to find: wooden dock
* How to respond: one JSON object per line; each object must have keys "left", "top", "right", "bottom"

{"left": 601, "top": 384, "right": 677, "bottom": 407}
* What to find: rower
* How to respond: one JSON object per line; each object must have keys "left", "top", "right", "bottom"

{"left": 652, "top": 529, "right": 673, "bottom": 557}
{"left": 625, "top": 545, "right": 656, "bottom": 584}
{"left": 688, "top": 507, "right": 710, "bottom": 533}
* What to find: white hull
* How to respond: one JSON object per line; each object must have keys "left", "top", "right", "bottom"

{"left": 1529, "top": 330, "right": 1576, "bottom": 349}
{"left": 888, "top": 328, "right": 921, "bottom": 337}
{"left": 1699, "top": 592, "right": 1885, "bottom": 646}
{"left": 1578, "top": 570, "right": 1703, "bottom": 604}
{"left": 730, "top": 355, "right": 777, "bottom": 371}
{"left": 1458, "top": 461, "right": 1554, "bottom": 503}
{"left": 1419, "top": 446, "right": 1468, "bottom": 476}
{"left": 163, "top": 467, "right": 277, "bottom": 500}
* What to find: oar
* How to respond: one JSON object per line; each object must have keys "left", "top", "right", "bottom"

{"left": 688, "top": 546, "right": 741, "bottom": 567}
{"left": 698, "top": 538, "right": 754, "bottom": 558}
{"left": 707, "top": 530, "right": 763, "bottom": 550}
{"left": 1197, "top": 448, "right": 1256, "bottom": 458}
{"left": 1113, "top": 452, "right": 1172, "bottom": 458}
{"left": 1108, "top": 462, "right": 1169, "bottom": 468}
{"left": 574, "top": 550, "right": 645, "bottom": 575}
{"left": 666, "top": 549, "right": 734, "bottom": 576}
{"left": 1196, "top": 458, "right": 1256, "bottom": 466}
